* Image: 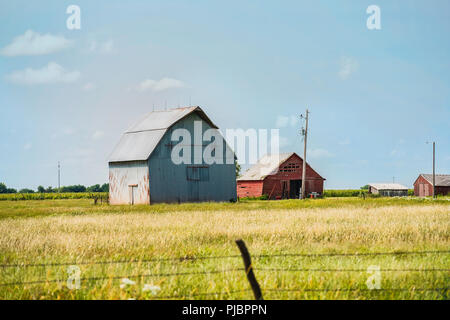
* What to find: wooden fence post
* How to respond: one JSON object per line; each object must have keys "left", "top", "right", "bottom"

{"left": 235, "top": 239, "right": 263, "bottom": 300}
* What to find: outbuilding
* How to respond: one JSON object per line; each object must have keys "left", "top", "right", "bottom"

{"left": 108, "top": 106, "right": 237, "bottom": 204}
{"left": 413, "top": 174, "right": 450, "bottom": 197}
{"left": 237, "top": 152, "right": 325, "bottom": 199}
{"left": 367, "top": 183, "right": 408, "bottom": 197}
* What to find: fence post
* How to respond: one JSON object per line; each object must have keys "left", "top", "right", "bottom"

{"left": 235, "top": 239, "right": 263, "bottom": 300}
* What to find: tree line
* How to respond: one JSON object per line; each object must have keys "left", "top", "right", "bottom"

{"left": 0, "top": 182, "right": 109, "bottom": 194}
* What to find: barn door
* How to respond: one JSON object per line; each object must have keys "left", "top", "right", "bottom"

{"left": 128, "top": 184, "right": 138, "bottom": 205}
{"left": 281, "top": 181, "right": 289, "bottom": 199}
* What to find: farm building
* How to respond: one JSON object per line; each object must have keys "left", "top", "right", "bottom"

{"left": 237, "top": 152, "right": 325, "bottom": 199}
{"left": 413, "top": 174, "right": 450, "bottom": 197}
{"left": 108, "top": 106, "right": 237, "bottom": 204}
{"left": 367, "top": 183, "right": 408, "bottom": 197}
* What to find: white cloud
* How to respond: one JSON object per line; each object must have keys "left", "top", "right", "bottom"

{"left": 63, "top": 127, "right": 76, "bottom": 135}
{"left": 276, "top": 115, "right": 299, "bottom": 128}
{"left": 83, "top": 82, "right": 96, "bottom": 91}
{"left": 1, "top": 30, "right": 73, "bottom": 56}
{"left": 24, "top": 143, "right": 32, "bottom": 150}
{"left": 92, "top": 130, "right": 104, "bottom": 140}
{"left": 308, "top": 148, "right": 334, "bottom": 159}
{"left": 137, "top": 77, "right": 186, "bottom": 92}
{"left": 88, "top": 40, "right": 114, "bottom": 54}
{"left": 339, "top": 57, "right": 358, "bottom": 80}
{"left": 290, "top": 116, "right": 299, "bottom": 127}
{"left": 52, "top": 127, "right": 76, "bottom": 139}
{"left": 6, "top": 62, "right": 80, "bottom": 85}
{"left": 275, "top": 116, "right": 289, "bottom": 128}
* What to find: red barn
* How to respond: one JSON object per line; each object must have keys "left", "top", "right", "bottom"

{"left": 237, "top": 152, "right": 325, "bottom": 199}
{"left": 413, "top": 174, "right": 450, "bottom": 197}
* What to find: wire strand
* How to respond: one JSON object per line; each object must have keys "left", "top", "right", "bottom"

{"left": 1, "top": 250, "right": 448, "bottom": 269}
{"left": 0, "top": 268, "right": 243, "bottom": 287}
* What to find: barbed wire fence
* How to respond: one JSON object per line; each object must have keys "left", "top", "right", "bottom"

{"left": 0, "top": 241, "right": 449, "bottom": 299}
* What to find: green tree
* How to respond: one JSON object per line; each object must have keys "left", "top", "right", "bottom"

{"left": 235, "top": 160, "right": 241, "bottom": 178}
{"left": 360, "top": 185, "right": 369, "bottom": 190}
{"left": 87, "top": 184, "right": 101, "bottom": 193}
{"left": 37, "top": 186, "right": 45, "bottom": 193}
{"left": 100, "top": 183, "right": 109, "bottom": 192}
{"left": 0, "top": 183, "right": 6, "bottom": 194}
{"left": 19, "top": 188, "right": 35, "bottom": 193}
{"left": 60, "top": 185, "right": 86, "bottom": 193}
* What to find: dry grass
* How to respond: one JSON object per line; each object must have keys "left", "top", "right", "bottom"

{"left": 0, "top": 200, "right": 448, "bottom": 300}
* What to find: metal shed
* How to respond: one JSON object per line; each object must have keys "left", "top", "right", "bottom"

{"left": 237, "top": 152, "right": 325, "bottom": 199}
{"left": 108, "top": 106, "right": 237, "bottom": 204}
{"left": 367, "top": 183, "right": 408, "bottom": 197}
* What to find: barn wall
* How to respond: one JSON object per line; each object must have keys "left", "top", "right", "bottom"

{"left": 369, "top": 186, "right": 379, "bottom": 194}
{"left": 261, "top": 154, "right": 324, "bottom": 199}
{"left": 148, "top": 112, "right": 237, "bottom": 203}
{"left": 378, "top": 189, "right": 408, "bottom": 197}
{"left": 414, "top": 175, "right": 433, "bottom": 197}
{"left": 237, "top": 181, "right": 264, "bottom": 198}
{"left": 109, "top": 161, "right": 150, "bottom": 205}
{"left": 414, "top": 175, "right": 450, "bottom": 196}
{"left": 435, "top": 186, "right": 450, "bottom": 196}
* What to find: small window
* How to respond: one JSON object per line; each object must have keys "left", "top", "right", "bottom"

{"left": 187, "top": 166, "right": 209, "bottom": 181}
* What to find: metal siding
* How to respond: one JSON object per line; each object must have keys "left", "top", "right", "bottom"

{"left": 109, "top": 161, "right": 150, "bottom": 205}
{"left": 148, "top": 113, "right": 237, "bottom": 203}
{"left": 108, "top": 107, "right": 218, "bottom": 162}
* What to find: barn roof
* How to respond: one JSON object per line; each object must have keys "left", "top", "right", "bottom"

{"left": 419, "top": 174, "right": 450, "bottom": 187}
{"left": 368, "top": 183, "right": 408, "bottom": 190}
{"left": 237, "top": 153, "right": 294, "bottom": 181}
{"left": 108, "top": 106, "right": 218, "bottom": 162}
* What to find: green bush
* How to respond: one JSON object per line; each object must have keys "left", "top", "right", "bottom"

{"left": 323, "top": 190, "right": 367, "bottom": 197}
{"left": 239, "top": 194, "right": 269, "bottom": 201}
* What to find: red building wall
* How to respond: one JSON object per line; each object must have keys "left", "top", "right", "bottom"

{"left": 414, "top": 175, "right": 450, "bottom": 196}
{"left": 237, "top": 154, "right": 325, "bottom": 199}
{"left": 237, "top": 180, "right": 264, "bottom": 198}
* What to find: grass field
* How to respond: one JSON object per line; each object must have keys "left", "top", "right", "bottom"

{"left": 0, "top": 197, "right": 448, "bottom": 300}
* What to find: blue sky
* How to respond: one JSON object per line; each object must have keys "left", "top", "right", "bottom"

{"left": 0, "top": 0, "right": 449, "bottom": 190}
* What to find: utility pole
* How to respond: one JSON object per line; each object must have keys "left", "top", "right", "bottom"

{"left": 432, "top": 142, "right": 435, "bottom": 198}
{"left": 58, "top": 162, "right": 61, "bottom": 193}
{"left": 300, "top": 109, "right": 309, "bottom": 200}
{"left": 427, "top": 141, "right": 436, "bottom": 198}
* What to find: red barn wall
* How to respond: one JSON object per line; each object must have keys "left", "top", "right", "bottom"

{"left": 237, "top": 181, "right": 264, "bottom": 198}
{"left": 414, "top": 175, "right": 450, "bottom": 196}
{"left": 238, "top": 154, "right": 325, "bottom": 199}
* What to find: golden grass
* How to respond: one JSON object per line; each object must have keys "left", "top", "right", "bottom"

{"left": 0, "top": 202, "right": 449, "bottom": 299}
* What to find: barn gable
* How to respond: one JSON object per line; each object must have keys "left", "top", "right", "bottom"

{"left": 108, "top": 106, "right": 218, "bottom": 162}
{"left": 237, "top": 152, "right": 325, "bottom": 199}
